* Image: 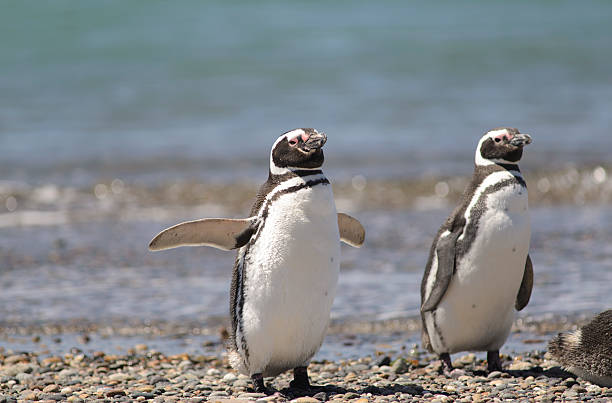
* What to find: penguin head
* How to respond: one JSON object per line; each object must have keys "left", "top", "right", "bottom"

{"left": 269, "top": 128, "right": 327, "bottom": 175}
{"left": 475, "top": 127, "right": 532, "bottom": 166}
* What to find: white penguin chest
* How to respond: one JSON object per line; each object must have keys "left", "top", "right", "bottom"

{"left": 250, "top": 182, "right": 341, "bottom": 275}
{"left": 467, "top": 180, "right": 530, "bottom": 264}
{"left": 239, "top": 182, "right": 341, "bottom": 374}
{"left": 457, "top": 173, "right": 531, "bottom": 296}
{"left": 427, "top": 172, "right": 531, "bottom": 353}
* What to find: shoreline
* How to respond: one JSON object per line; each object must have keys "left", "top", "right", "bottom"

{"left": 1, "top": 164, "right": 611, "bottom": 229}
{"left": 2, "top": 314, "right": 610, "bottom": 401}
{"left": 1, "top": 343, "right": 609, "bottom": 402}
{"left": 0, "top": 311, "right": 598, "bottom": 339}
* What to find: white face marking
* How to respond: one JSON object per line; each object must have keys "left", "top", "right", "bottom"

{"left": 269, "top": 131, "right": 305, "bottom": 175}
{"left": 270, "top": 129, "right": 323, "bottom": 175}
{"left": 474, "top": 128, "right": 516, "bottom": 166}
{"left": 486, "top": 129, "right": 508, "bottom": 138}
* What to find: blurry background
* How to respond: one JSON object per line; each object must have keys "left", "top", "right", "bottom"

{"left": 1, "top": 1, "right": 611, "bottom": 357}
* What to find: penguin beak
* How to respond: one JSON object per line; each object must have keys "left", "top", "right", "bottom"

{"left": 302, "top": 132, "right": 327, "bottom": 152}
{"left": 509, "top": 133, "right": 532, "bottom": 147}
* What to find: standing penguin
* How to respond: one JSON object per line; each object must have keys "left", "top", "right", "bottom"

{"left": 149, "top": 128, "right": 365, "bottom": 393}
{"left": 420, "top": 127, "right": 533, "bottom": 372}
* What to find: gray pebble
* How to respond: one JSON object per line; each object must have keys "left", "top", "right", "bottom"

{"left": 209, "top": 390, "right": 230, "bottom": 397}
{"left": 40, "top": 394, "right": 66, "bottom": 401}
{"left": 487, "top": 371, "right": 502, "bottom": 379}
{"left": 375, "top": 356, "right": 391, "bottom": 367}
{"left": 15, "top": 373, "right": 34, "bottom": 384}
{"left": 312, "top": 391, "right": 327, "bottom": 401}
{"left": 131, "top": 392, "right": 156, "bottom": 399}
{"left": 390, "top": 358, "right": 409, "bottom": 374}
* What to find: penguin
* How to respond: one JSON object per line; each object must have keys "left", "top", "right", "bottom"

{"left": 148, "top": 128, "right": 365, "bottom": 393}
{"left": 420, "top": 127, "right": 533, "bottom": 373}
{"left": 548, "top": 310, "right": 612, "bottom": 387}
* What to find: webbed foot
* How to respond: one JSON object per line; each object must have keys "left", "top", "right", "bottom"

{"left": 487, "top": 350, "right": 503, "bottom": 372}
{"left": 289, "top": 366, "right": 311, "bottom": 390}
{"left": 251, "top": 373, "right": 271, "bottom": 394}
{"left": 437, "top": 352, "right": 454, "bottom": 375}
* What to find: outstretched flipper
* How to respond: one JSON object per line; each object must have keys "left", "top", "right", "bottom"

{"left": 421, "top": 228, "right": 462, "bottom": 313}
{"left": 149, "top": 217, "right": 258, "bottom": 251}
{"left": 337, "top": 213, "right": 365, "bottom": 247}
{"left": 515, "top": 254, "right": 533, "bottom": 311}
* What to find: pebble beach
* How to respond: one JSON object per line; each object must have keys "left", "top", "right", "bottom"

{"left": 1, "top": 315, "right": 611, "bottom": 402}
{"left": 1, "top": 345, "right": 611, "bottom": 403}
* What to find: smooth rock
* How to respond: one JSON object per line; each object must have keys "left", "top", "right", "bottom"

{"left": 106, "top": 389, "right": 127, "bottom": 397}
{"left": 233, "top": 379, "right": 249, "bottom": 387}
{"left": 4, "top": 355, "right": 29, "bottom": 365}
{"left": 132, "top": 392, "right": 156, "bottom": 399}
{"left": 375, "top": 356, "right": 391, "bottom": 367}
{"left": 508, "top": 361, "right": 533, "bottom": 371}
{"left": 1, "top": 363, "right": 35, "bottom": 376}
{"left": 15, "top": 372, "right": 34, "bottom": 384}
{"left": 487, "top": 371, "right": 502, "bottom": 379}
{"left": 43, "top": 384, "right": 61, "bottom": 393}
{"left": 586, "top": 384, "right": 602, "bottom": 394}
{"left": 209, "top": 391, "right": 230, "bottom": 397}
{"left": 391, "top": 358, "right": 409, "bottom": 374}
{"left": 237, "top": 392, "right": 267, "bottom": 399}
{"left": 312, "top": 391, "right": 327, "bottom": 401}
{"left": 222, "top": 372, "right": 237, "bottom": 382}
{"left": 20, "top": 391, "right": 38, "bottom": 400}
{"left": 291, "top": 397, "right": 320, "bottom": 403}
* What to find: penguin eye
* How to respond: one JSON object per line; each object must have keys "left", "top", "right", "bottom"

{"left": 494, "top": 137, "right": 501, "bottom": 143}
{"left": 288, "top": 138, "right": 298, "bottom": 147}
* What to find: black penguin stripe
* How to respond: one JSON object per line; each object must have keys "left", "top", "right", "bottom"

{"left": 271, "top": 169, "right": 323, "bottom": 181}
{"left": 231, "top": 175, "right": 330, "bottom": 370}
{"left": 456, "top": 175, "right": 526, "bottom": 260}
{"left": 249, "top": 170, "right": 324, "bottom": 216}
{"left": 249, "top": 176, "right": 330, "bottom": 246}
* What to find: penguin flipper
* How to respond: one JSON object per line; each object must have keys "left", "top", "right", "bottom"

{"left": 515, "top": 254, "right": 533, "bottom": 311}
{"left": 149, "top": 217, "right": 258, "bottom": 251}
{"left": 421, "top": 230, "right": 460, "bottom": 313}
{"left": 338, "top": 213, "right": 365, "bottom": 247}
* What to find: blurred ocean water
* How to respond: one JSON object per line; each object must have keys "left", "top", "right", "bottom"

{"left": 1, "top": 1, "right": 611, "bottom": 340}
{"left": 1, "top": 1, "right": 612, "bottom": 185}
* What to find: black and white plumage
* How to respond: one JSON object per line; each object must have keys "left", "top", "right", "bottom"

{"left": 420, "top": 127, "right": 534, "bottom": 372}
{"left": 149, "top": 128, "right": 365, "bottom": 393}
{"left": 548, "top": 310, "right": 612, "bottom": 387}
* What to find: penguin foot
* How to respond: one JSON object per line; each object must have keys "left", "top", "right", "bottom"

{"left": 251, "top": 373, "right": 270, "bottom": 394}
{"left": 438, "top": 353, "right": 454, "bottom": 375}
{"left": 289, "top": 366, "right": 311, "bottom": 390}
{"left": 487, "top": 350, "right": 503, "bottom": 372}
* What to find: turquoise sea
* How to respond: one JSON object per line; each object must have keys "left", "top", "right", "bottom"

{"left": 2, "top": 1, "right": 612, "bottom": 183}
